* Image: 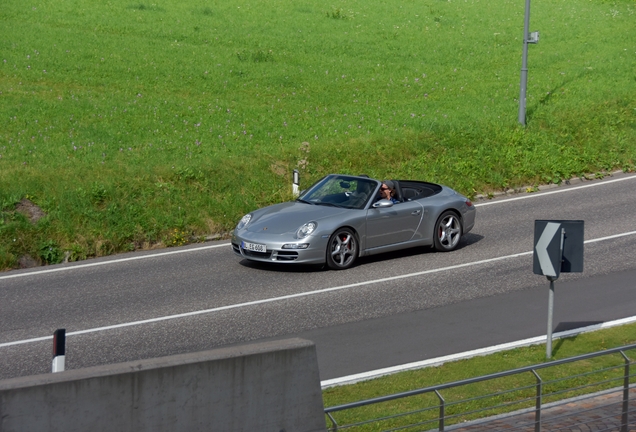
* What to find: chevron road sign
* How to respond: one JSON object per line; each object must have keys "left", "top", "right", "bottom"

{"left": 533, "top": 220, "right": 584, "bottom": 359}
{"left": 533, "top": 220, "right": 584, "bottom": 279}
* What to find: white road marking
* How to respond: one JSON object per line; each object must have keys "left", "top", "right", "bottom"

{"left": 474, "top": 173, "right": 636, "bottom": 207}
{"left": 0, "top": 243, "right": 230, "bottom": 281}
{"left": 321, "top": 315, "right": 636, "bottom": 388}
{"left": 2, "top": 230, "right": 635, "bottom": 349}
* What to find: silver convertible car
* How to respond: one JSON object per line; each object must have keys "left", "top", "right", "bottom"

{"left": 231, "top": 174, "right": 476, "bottom": 270}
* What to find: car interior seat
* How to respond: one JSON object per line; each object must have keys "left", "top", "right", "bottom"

{"left": 390, "top": 180, "right": 404, "bottom": 202}
{"left": 350, "top": 180, "right": 374, "bottom": 208}
{"left": 402, "top": 188, "right": 418, "bottom": 200}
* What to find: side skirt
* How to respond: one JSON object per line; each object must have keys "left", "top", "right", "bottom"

{"left": 360, "top": 239, "right": 432, "bottom": 257}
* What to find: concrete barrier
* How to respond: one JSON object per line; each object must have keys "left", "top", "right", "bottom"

{"left": 0, "top": 338, "right": 326, "bottom": 432}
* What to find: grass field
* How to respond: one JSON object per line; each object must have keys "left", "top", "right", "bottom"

{"left": 322, "top": 321, "right": 636, "bottom": 430}
{"left": 1, "top": 0, "right": 635, "bottom": 268}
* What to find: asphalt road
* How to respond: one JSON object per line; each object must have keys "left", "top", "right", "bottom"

{"left": 1, "top": 172, "right": 635, "bottom": 382}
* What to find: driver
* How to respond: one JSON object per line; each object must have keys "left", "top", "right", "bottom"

{"left": 377, "top": 180, "right": 399, "bottom": 204}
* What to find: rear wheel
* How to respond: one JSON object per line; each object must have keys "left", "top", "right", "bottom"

{"left": 326, "top": 228, "right": 358, "bottom": 270}
{"left": 434, "top": 211, "right": 462, "bottom": 251}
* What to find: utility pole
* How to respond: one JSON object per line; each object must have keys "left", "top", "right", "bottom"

{"left": 518, "top": 0, "right": 539, "bottom": 126}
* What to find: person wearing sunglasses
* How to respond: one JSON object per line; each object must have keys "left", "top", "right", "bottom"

{"left": 377, "top": 180, "right": 399, "bottom": 204}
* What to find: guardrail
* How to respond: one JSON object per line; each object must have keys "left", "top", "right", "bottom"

{"left": 324, "top": 343, "right": 636, "bottom": 431}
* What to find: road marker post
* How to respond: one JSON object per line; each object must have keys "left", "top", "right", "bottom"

{"left": 533, "top": 221, "right": 584, "bottom": 359}
{"left": 292, "top": 169, "right": 300, "bottom": 197}
{"left": 52, "top": 328, "right": 66, "bottom": 373}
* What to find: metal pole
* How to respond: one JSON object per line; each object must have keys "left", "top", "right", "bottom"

{"left": 326, "top": 412, "right": 338, "bottom": 432}
{"left": 435, "top": 390, "right": 445, "bottom": 432}
{"left": 546, "top": 228, "right": 564, "bottom": 359}
{"left": 546, "top": 279, "right": 554, "bottom": 359}
{"left": 532, "top": 369, "right": 542, "bottom": 432}
{"left": 620, "top": 351, "right": 630, "bottom": 432}
{"left": 518, "top": 0, "right": 531, "bottom": 125}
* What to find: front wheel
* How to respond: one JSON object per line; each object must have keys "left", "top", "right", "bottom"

{"left": 433, "top": 211, "right": 462, "bottom": 252}
{"left": 326, "top": 228, "right": 358, "bottom": 270}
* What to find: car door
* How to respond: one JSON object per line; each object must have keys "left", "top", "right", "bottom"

{"left": 364, "top": 200, "right": 424, "bottom": 249}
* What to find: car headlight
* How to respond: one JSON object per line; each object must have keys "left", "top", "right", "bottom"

{"left": 296, "top": 221, "right": 317, "bottom": 239}
{"left": 236, "top": 214, "right": 252, "bottom": 230}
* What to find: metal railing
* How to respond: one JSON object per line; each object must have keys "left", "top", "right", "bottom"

{"left": 324, "top": 343, "right": 636, "bottom": 431}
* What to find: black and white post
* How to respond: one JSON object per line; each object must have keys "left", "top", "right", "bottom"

{"left": 52, "top": 328, "right": 66, "bottom": 373}
{"left": 292, "top": 169, "right": 300, "bottom": 198}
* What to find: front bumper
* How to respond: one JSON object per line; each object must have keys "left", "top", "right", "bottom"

{"left": 231, "top": 231, "right": 328, "bottom": 265}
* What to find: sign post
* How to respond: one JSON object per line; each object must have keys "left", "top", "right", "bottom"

{"left": 533, "top": 220, "right": 584, "bottom": 358}
{"left": 518, "top": 0, "right": 539, "bottom": 126}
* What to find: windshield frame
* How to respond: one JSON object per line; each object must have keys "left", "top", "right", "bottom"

{"left": 297, "top": 174, "right": 379, "bottom": 210}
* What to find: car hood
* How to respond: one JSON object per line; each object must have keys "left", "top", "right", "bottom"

{"left": 245, "top": 201, "right": 351, "bottom": 235}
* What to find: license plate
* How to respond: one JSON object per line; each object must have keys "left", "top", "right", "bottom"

{"left": 241, "top": 241, "right": 267, "bottom": 253}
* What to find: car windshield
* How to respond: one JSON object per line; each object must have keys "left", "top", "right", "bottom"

{"left": 298, "top": 175, "right": 377, "bottom": 210}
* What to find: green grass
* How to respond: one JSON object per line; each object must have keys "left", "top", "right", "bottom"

{"left": 322, "top": 322, "right": 636, "bottom": 430}
{"left": 1, "top": 0, "right": 635, "bottom": 268}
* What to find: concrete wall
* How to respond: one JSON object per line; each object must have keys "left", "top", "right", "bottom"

{"left": 0, "top": 338, "right": 326, "bottom": 432}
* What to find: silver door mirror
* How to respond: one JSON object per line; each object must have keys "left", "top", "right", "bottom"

{"left": 372, "top": 199, "right": 394, "bottom": 208}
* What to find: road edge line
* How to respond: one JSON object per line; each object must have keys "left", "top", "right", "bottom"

{"left": 320, "top": 315, "right": 636, "bottom": 388}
